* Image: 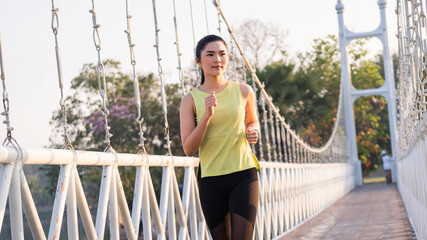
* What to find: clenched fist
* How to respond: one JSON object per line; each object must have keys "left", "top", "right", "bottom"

{"left": 246, "top": 127, "right": 259, "bottom": 144}
{"left": 204, "top": 91, "right": 217, "bottom": 118}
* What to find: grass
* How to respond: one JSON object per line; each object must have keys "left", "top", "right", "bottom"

{"left": 363, "top": 176, "right": 386, "bottom": 184}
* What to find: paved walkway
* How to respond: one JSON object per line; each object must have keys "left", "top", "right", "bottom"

{"left": 280, "top": 182, "right": 414, "bottom": 240}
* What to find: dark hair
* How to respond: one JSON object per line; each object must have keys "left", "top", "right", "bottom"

{"left": 195, "top": 34, "right": 227, "bottom": 85}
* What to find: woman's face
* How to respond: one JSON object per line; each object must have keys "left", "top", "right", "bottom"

{"left": 197, "top": 41, "right": 229, "bottom": 78}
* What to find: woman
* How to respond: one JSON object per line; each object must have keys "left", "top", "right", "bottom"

{"left": 180, "top": 34, "right": 260, "bottom": 240}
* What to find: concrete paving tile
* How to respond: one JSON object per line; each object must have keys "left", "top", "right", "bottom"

{"left": 279, "top": 183, "right": 413, "bottom": 240}
{"left": 324, "top": 232, "right": 361, "bottom": 240}
{"left": 360, "top": 236, "right": 380, "bottom": 240}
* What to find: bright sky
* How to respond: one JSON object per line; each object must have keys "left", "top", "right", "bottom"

{"left": 0, "top": 0, "right": 397, "bottom": 148}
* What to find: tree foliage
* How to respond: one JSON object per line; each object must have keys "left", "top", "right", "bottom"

{"left": 352, "top": 58, "right": 391, "bottom": 175}
{"left": 46, "top": 59, "right": 185, "bottom": 206}
{"left": 259, "top": 35, "right": 349, "bottom": 144}
{"left": 50, "top": 59, "right": 183, "bottom": 155}
{"left": 257, "top": 35, "right": 392, "bottom": 176}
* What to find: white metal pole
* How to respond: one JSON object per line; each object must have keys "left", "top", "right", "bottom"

{"left": 131, "top": 166, "right": 145, "bottom": 234}
{"left": 108, "top": 168, "right": 119, "bottom": 240}
{"left": 0, "top": 147, "right": 195, "bottom": 166}
{"left": 192, "top": 176, "right": 206, "bottom": 240}
{"left": 159, "top": 166, "right": 171, "bottom": 227}
{"left": 141, "top": 170, "right": 152, "bottom": 240}
{"left": 95, "top": 165, "right": 113, "bottom": 239}
{"left": 277, "top": 167, "right": 284, "bottom": 234}
{"left": 148, "top": 169, "right": 165, "bottom": 240}
{"left": 171, "top": 170, "right": 187, "bottom": 239}
{"left": 115, "top": 168, "right": 137, "bottom": 240}
{"left": 167, "top": 171, "right": 177, "bottom": 240}
{"left": 9, "top": 163, "right": 24, "bottom": 240}
{"left": 74, "top": 168, "right": 97, "bottom": 240}
{"left": 0, "top": 164, "right": 13, "bottom": 232}
{"left": 19, "top": 170, "right": 46, "bottom": 240}
{"left": 378, "top": 0, "right": 399, "bottom": 183}
{"left": 179, "top": 167, "right": 192, "bottom": 239}
{"left": 187, "top": 171, "right": 198, "bottom": 240}
{"left": 336, "top": 0, "right": 363, "bottom": 185}
{"left": 48, "top": 164, "right": 72, "bottom": 240}
{"left": 67, "top": 168, "right": 78, "bottom": 240}
{"left": 284, "top": 167, "right": 290, "bottom": 232}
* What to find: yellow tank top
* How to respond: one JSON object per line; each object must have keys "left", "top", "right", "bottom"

{"left": 190, "top": 81, "right": 259, "bottom": 178}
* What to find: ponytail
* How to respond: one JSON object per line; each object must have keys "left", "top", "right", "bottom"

{"left": 200, "top": 68, "right": 205, "bottom": 85}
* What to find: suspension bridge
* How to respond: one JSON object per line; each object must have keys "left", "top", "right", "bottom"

{"left": 0, "top": 0, "right": 425, "bottom": 239}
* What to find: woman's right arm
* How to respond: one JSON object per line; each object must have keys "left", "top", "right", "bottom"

{"left": 180, "top": 92, "right": 216, "bottom": 156}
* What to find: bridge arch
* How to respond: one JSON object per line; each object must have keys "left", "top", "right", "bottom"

{"left": 336, "top": 0, "right": 398, "bottom": 185}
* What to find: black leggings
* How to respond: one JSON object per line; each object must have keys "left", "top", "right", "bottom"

{"left": 198, "top": 168, "right": 259, "bottom": 240}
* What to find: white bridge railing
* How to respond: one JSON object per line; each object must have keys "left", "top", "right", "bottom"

{"left": 396, "top": 126, "right": 427, "bottom": 240}
{"left": 0, "top": 146, "right": 356, "bottom": 240}
{"left": 256, "top": 161, "right": 355, "bottom": 239}
{"left": 396, "top": 0, "right": 427, "bottom": 239}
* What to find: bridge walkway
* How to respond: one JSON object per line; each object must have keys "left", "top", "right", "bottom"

{"left": 280, "top": 182, "right": 414, "bottom": 240}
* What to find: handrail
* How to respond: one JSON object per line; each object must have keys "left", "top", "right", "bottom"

{"left": 0, "top": 146, "right": 356, "bottom": 239}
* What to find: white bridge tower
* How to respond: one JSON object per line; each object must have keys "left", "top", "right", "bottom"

{"left": 336, "top": 0, "right": 398, "bottom": 185}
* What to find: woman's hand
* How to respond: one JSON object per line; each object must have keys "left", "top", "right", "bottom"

{"left": 241, "top": 83, "right": 260, "bottom": 145}
{"left": 180, "top": 92, "right": 214, "bottom": 157}
{"left": 246, "top": 127, "right": 259, "bottom": 144}
{"left": 204, "top": 91, "right": 217, "bottom": 118}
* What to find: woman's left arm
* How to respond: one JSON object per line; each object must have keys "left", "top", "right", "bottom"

{"left": 240, "top": 83, "right": 260, "bottom": 144}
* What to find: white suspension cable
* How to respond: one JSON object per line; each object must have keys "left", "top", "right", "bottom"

{"left": 203, "top": 0, "right": 210, "bottom": 34}
{"left": 241, "top": 61, "right": 247, "bottom": 83}
{"left": 188, "top": 0, "right": 200, "bottom": 87}
{"left": 281, "top": 124, "right": 288, "bottom": 162}
{"left": 260, "top": 90, "right": 272, "bottom": 162}
{"left": 0, "top": 32, "right": 21, "bottom": 157}
{"left": 212, "top": 0, "right": 222, "bottom": 35}
{"left": 0, "top": 30, "right": 25, "bottom": 240}
{"left": 172, "top": 0, "right": 187, "bottom": 96}
{"left": 88, "top": 2, "right": 121, "bottom": 239}
{"left": 50, "top": 0, "right": 75, "bottom": 154}
{"left": 250, "top": 75, "right": 263, "bottom": 158}
{"left": 123, "top": 0, "right": 148, "bottom": 156}
{"left": 123, "top": 3, "right": 150, "bottom": 236}
{"left": 228, "top": 30, "right": 238, "bottom": 81}
{"left": 275, "top": 109, "right": 283, "bottom": 162}
{"left": 151, "top": 0, "right": 173, "bottom": 156}
{"left": 291, "top": 130, "right": 296, "bottom": 163}
{"left": 268, "top": 102, "right": 278, "bottom": 162}
{"left": 89, "top": 0, "right": 114, "bottom": 150}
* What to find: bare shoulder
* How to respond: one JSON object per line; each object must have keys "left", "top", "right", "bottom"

{"left": 182, "top": 92, "right": 195, "bottom": 104}
{"left": 180, "top": 92, "right": 195, "bottom": 111}
{"left": 238, "top": 82, "right": 254, "bottom": 99}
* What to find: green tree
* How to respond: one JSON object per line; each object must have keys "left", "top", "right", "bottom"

{"left": 52, "top": 59, "right": 183, "bottom": 155}
{"left": 352, "top": 60, "right": 390, "bottom": 176}
{"left": 45, "top": 59, "right": 185, "bottom": 207}
{"left": 258, "top": 35, "right": 364, "bottom": 145}
{"left": 256, "top": 35, "right": 391, "bottom": 176}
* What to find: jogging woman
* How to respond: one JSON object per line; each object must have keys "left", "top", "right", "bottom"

{"left": 180, "top": 34, "right": 260, "bottom": 240}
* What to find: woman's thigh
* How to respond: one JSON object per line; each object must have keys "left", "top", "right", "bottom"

{"left": 229, "top": 168, "right": 259, "bottom": 225}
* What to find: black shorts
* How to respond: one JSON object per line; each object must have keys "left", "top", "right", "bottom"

{"left": 198, "top": 168, "right": 259, "bottom": 230}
